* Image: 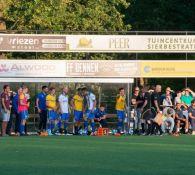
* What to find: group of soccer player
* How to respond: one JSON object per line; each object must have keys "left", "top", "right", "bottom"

{"left": 1, "top": 83, "right": 195, "bottom": 136}
{"left": 0, "top": 85, "right": 108, "bottom": 136}
{"left": 37, "top": 85, "right": 100, "bottom": 136}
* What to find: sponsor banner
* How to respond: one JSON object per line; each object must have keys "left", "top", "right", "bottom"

{"left": 140, "top": 61, "right": 195, "bottom": 77}
{"left": 0, "top": 60, "right": 138, "bottom": 78}
{"left": 65, "top": 60, "right": 139, "bottom": 77}
{"left": 0, "top": 34, "right": 68, "bottom": 52}
{"left": 0, "top": 34, "right": 195, "bottom": 52}
{"left": 67, "top": 35, "right": 195, "bottom": 53}
{"left": 1, "top": 60, "right": 195, "bottom": 78}
{"left": 0, "top": 60, "right": 66, "bottom": 77}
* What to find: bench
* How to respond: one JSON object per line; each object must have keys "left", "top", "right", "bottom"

{"left": 26, "top": 113, "right": 118, "bottom": 131}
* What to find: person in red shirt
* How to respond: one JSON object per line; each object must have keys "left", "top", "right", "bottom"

{"left": 18, "top": 86, "right": 30, "bottom": 135}
{"left": 1, "top": 85, "right": 11, "bottom": 136}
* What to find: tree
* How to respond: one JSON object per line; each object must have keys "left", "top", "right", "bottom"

{"left": 125, "top": 0, "right": 195, "bottom": 87}
{"left": 125, "top": 0, "right": 195, "bottom": 31}
{"left": 2, "top": 0, "right": 131, "bottom": 60}
{"left": 4, "top": 0, "right": 130, "bottom": 31}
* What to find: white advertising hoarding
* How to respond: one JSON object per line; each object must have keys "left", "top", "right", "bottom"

{"left": 0, "top": 34, "right": 195, "bottom": 52}
{"left": 0, "top": 60, "right": 138, "bottom": 78}
{"left": 0, "top": 60, "right": 66, "bottom": 77}
{"left": 2, "top": 60, "right": 195, "bottom": 79}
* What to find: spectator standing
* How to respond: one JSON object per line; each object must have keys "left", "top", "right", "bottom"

{"left": 1, "top": 85, "right": 11, "bottom": 136}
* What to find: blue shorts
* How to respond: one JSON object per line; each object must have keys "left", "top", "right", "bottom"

{"left": 117, "top": 110, "right": 125, "bottom": 120}
{"left": 61, "top": 113, "right": 70, "bottom": 120}
{"left": 19, "top": 110, "right": 29, "bottom": 120}
{"left": 86, "top": 110, "right": 95, "bottom": 120}
{"left": 48, "top": 110, "right": 57, "bottom": 120}
{"left": 74, "top": 110, "right": 83, "bottom": 122}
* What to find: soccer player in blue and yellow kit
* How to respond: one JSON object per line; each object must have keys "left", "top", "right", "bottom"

{"left": 71, "top": 87, "right": 84, "bottom": 135}
{"left": 116, "top": 88, "right": 126, "bottom": 134}
{"left": 46, "top": 87, "right": 57, "bottom": 135}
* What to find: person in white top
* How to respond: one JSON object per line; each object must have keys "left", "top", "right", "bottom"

{"left": 58, "top": 86, "right": 70, "bottom": 134}
{"left": 162, "top": 95, "right": 173, "bottom": 115}
{"left": 82, "top": 86, "right": 96, "bottom": 135}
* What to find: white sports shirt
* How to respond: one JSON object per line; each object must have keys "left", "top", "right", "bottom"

{"left": 58, "top": 93, "right": 69, "bottom": 114}
{"left": 86, "top": 92, "right": 96, "bottom": 110}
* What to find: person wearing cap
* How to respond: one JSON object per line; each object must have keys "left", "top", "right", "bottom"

{"left": 161, "top": 108, "right": 175, "bottom": 135}
{"left": 71, "top": 87, "right": 84, "bottom": 135}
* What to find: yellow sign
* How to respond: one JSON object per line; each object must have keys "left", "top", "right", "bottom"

{"left": 140, "top": 61, "right": 195, "bottom": 77}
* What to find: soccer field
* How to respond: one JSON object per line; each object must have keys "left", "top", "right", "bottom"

{"left": 0, "top": 136, "right": 195, "bottom": 175}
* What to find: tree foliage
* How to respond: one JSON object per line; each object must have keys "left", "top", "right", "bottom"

{"left": 125, "top": 0, "right": 195, "bottom": 31}
{"left": 4, "top": 0, "right": 130, "bottom": 31}
{"left": 2, "top": 0, "right": 131, "bottom": 60}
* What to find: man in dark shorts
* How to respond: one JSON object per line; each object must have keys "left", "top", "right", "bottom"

{"left": 175, "top": 103, "right": 188, "bottom": 134}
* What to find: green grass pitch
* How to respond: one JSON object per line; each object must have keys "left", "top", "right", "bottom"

{"left": 0, "top": 135, "right": 195, "bottom": 175}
